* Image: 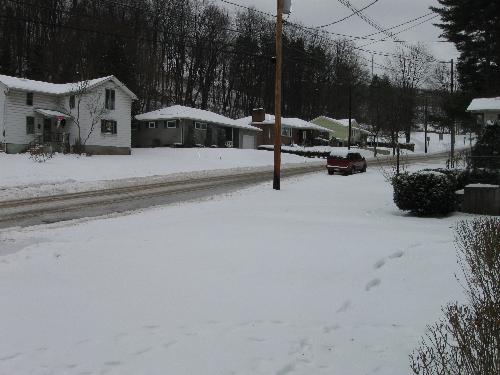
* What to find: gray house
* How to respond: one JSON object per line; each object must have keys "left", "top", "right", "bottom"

{"left": 0, "top": 74, "right": 137, "bottom": 154}
{"left": 135, "top": 105, "right": 261, "bottom": 148}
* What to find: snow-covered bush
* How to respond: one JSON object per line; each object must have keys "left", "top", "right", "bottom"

{"left": 423, "top": 168, "right": 500, "bottom": 189}
{"left": 392, "top": 171, "right": 457, "bottom": 216}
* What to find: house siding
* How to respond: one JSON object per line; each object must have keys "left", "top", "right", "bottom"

{"left": 135, "top": 119, "right": 256, "bottom": 149}
{"left": 5, "top": 90, "right": 59, "bottom": 147}
{"left": 63, "top": 82, "right": 132, "bottom": 151}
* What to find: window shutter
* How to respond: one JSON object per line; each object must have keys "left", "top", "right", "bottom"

{"left": 101, "top": 120, "right": 106, "bottom": 133}
{"left": 113, "top": 121, "right": 117, "bottom": 134}
{"left": 111, "top": 90, "right": 115, "bottom": 110}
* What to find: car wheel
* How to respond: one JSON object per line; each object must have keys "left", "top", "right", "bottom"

{"left": 350, "top": 166, "right": 355, "bottom": 175}
{"left": 361, "top": 165, "right": 367, "bottom": 173}
{"left": 328, "top": 169, "right": 334, "bottom": 175}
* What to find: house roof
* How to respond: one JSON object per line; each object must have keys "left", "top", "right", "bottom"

{"left": 467, "top": 97, "right": 500, "bottom": 112}
{"left": 135, "top": 105, "right": 261, "bottom": 132}
{"left": 0, "top": 74, "right": 137, "bottom": 99}
{"left": 311, "top": 116, "right": 369, "bottom": 134}
{"left": 235, "top": 114, "right": 329, "bottom": 132}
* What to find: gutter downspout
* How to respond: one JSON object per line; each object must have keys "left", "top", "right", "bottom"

{"left": 2, "top": 87, "right": 9, "bottom": 149}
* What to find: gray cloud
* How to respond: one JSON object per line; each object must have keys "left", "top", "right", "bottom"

{"left": 219, "top": 0, "right": 458, "bottom": 74}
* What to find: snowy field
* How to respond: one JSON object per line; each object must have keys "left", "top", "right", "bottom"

{"left": 0, "top": 161, "right": 466, "bottom": 375}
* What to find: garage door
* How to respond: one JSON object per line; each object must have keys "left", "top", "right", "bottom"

{"left": 242, "top": 135, "right": 255, "bottom": 149}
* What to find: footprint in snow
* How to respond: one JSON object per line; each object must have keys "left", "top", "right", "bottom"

{"left": 366, "top": 278, "right": 381, "bottom": 291}
{"left": 388, "top": 250, "right": 404, "bottom": 259}
{"left": 336, "top": 300, "right": 351, "bottom": 313}
{"left": 373, "top": 259, "right": 386, "bottom": 269}
{"left": 0, "top": 352, "right": 22, "bottom": 361}
{"left": 276, "top": 363, "right": 296, "bottom": 375}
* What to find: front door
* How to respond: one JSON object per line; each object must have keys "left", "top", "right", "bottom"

{"left": 43, "top": 118, "right": 52, "bottom": 142}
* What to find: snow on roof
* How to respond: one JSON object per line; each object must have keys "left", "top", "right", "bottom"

{"left": 236, "top": 114, "right": 329, "bottom": 132}
{"left": 467, "top": 97, "right": 500, "bottom": 112}
{"left": 136, "top": 105, "right": 261, "bottom": 131}
{"left": 34, "top": 108, "right": 70, "bottom": 119}
{"left": 0, "top": 74, "right": 137, "bottom": 99}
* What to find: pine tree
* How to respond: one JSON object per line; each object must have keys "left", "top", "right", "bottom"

{"left": 431, "top": 0, "right": 500, "bottom": 97}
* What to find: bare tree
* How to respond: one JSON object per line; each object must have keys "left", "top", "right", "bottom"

{"left": 60, "top": 80, "right": 108, "bottom": 153}
{"left": 387, "top": 44, "right": 433, "bottom": 143}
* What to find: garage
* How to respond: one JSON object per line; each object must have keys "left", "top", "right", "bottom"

{"left": 241, "top": 134, "right": 256, "bottom": 149}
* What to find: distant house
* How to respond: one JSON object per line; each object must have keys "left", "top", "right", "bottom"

{"left": 0, "top": 74, "right": 137, "bottom": 155}
{"left": 311, "top": 116, "right": 370, "bottom": 146}
{"left": 135, "top": 105, "right": 261, "bottom": 149}
{"left": 467, "top": 97, "right": 500, "bottom": 127}
{"left": 236, "top": 108, "right": 329, "bottom": 146}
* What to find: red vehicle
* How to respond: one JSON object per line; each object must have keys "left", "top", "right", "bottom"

{"left": 326, "top": 151, "right": 367, "bottom": 175}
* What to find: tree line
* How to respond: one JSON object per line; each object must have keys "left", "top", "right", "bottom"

{"left": 0, "top": 0, "right": 494, "bottom": 141}
{"left": 0, "top": 0, "right": 367, "bottom": 120}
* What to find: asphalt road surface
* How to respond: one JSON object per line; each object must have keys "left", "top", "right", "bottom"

{"left": 0, "top": 152, "right": 448, "bottom": 228}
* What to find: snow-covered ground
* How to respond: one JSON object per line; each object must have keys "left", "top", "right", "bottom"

{"left": 0, "top": 162, "right": 465, "bottom": 375}
{"left": 0, "top": 148, "right": 320, "bottom": 201}
{"left": 399, "top": 132, "right": 473, "bottom": 154}
{"left": 0, "top": 132, "right": 472, "bottom": 201}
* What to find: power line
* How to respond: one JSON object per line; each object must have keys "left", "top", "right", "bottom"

{"left": 362, "top": 12, "right": 435, "bottom": 38}
{"left": 316, "top": 0, "right": 380, "bottom": 28}
{"left": 359, "top": 14, "right": 439, "bottom": 48}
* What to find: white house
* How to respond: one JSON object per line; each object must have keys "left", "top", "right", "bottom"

{"left": 467, "top": 97, "right": 500, "bottom": 126}
{"left": 0, "top": 74, "right": 137, "bottom": 154}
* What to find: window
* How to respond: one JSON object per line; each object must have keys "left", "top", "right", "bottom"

{"left": 165, "top": 120, "right": 177, "bottom": 129}
{"left": 101, "top": 120, "right": 117, "bottom": 134}
{"left": 194, "top": 122, "right": 207, "bottom": 130}
{"left": 148, "top": 121, "right": 157, "bottom": 129}
{"left": 105, "top": 89, "right": 115, "bottom": 110}
{"left": 26, "top": 116, "right": 35, "bottom": 134}
{"left": 281, "top": 127, "right": 292, "bottom": 137}
{"left": 69, "top": 95, "right": 75, "bottom": 109}
{"left": 26, "top": 92, "right": 33, "bottom": 106}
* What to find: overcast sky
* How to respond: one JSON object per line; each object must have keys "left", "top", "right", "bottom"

{"left": 218, "top": 0, "right": 458, "bottom": 75}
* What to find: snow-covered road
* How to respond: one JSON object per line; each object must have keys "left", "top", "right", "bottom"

{"left": 0, "top": 161, "right": 465, "bottom": 375}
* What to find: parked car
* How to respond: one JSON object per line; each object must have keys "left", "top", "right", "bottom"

{"left": 326, "top": 151, "right": 367, "bottom": 175}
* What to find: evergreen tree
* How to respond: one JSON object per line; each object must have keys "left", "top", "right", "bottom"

{"left": 431, "top": 0, "right": 500, "bottom": 97}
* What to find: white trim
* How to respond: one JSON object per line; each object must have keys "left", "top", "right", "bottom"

{"left": 148, "top": 121, "right": 156, "bottom": 129}
{"left": 166, "top": 120, "right": 177, "bottom": 129}
{"left": 194, "top": 122, "right": 207, "bottom": 131}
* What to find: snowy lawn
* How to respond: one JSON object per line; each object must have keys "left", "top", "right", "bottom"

{"left": 0, "top": 148, "right": 320, "bottom": 200}
{"left": 0, "top": 161, "right": 467, "bottom": 375}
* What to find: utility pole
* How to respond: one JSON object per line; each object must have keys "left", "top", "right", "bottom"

{"left": 449, "top": 58, "right": 456, "bottom": 167}
{"left": 424, "top": 95, "right": 428, "bottom": 154}
{"left": 273, "top": 0, "right": 284, "bottom": 190}
{"left": 348, "top": 84, "right": 352, "bottom": 150}
{"left": 371, "top": 54, "right": 374, "bottom": 78}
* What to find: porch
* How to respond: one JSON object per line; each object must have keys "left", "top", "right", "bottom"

{"left": 32, "top": 109, "right": 71, "bottom": 153}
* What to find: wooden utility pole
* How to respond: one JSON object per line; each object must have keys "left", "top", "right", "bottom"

{"left": 348, "top": 84, "right": 352, "bottom": 150}
{"left": 450, "top": 58, "right": 455, "bottom": 167}
{"left": 273, "top": 0, "right": 284, "bottom": 190}
{"left": 424, "top": 95, "right": 428, "bottom": 154}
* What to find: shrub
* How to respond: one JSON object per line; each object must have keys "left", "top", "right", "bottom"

{"left": 392, "top": 171, "right": 457, "bottom": 216}
{"left": 422, "top": 168, "right": 500, "bottom": 189}
{"left": 410, "top": 218, "right": 500, "bottom": 375}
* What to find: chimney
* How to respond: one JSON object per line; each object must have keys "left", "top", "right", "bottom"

{"left": 252, "top": 108, "right": 265, "bottom": 123}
